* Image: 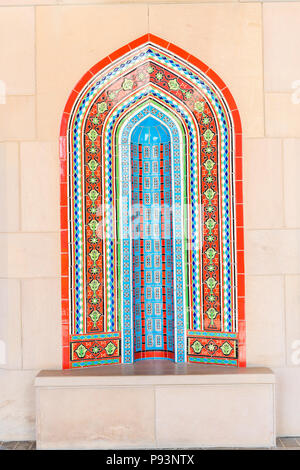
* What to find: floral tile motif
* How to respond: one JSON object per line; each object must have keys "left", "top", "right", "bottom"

{"left": 60, "top": 35, "right": 245, "bottom": 369}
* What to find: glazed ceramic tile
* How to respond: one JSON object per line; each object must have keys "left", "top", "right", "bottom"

{"left": 60, "top": 35, "right": 245, "bottom": 368}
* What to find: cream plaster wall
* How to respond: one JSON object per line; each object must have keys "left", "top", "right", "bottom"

{"left": 0, "top": 0, "right": 299, "bottom": 440}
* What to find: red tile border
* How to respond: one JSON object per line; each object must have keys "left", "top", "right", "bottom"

{"left": 235, "top": 203, "right": 244, "bottom": 227}
{"left": 59, "top": 114, "right": 69, "bottom": 138}
{"left": 237, "top": 274, "right": 245, "bottom": 297}
{"left": 232, "top": 109, "right": 242, "bottom": 134}
{"left": 62, "top": 346, "right": 70, "bottom": 369}
{"left": 73, "top": 70, "right": 94, "bottom": 93}
{"left": 235, "top": 180, "right": 243, "bottom": 204}
{"left": 60, "top": 206, "right": 68, "bottom": 230}
{"left": 237, "top": 250, "right": 245, "bottom": 274}
{"left": 235, "top": 157, "right": 243, "bottom": 181}
{"left": 61, "top": 229, "right": 68, "bottom": 253}
{"left": 61, "top": 299, "right": 69, "bottom": 324}
{"left": 236, "top": 227, "right": 244, "bottom": 251}
{"left": 61, "top": 276, "right": 69, "bottom": 300}
{"left": 238, "top": 322, "right": 246, "bottom": 345}
{"left": 167, "top": 42, "right": 190, "bottom": 61}
{"left": 59, "top": 135, "right": 67, "bottom": 162}
{"left": 89, "top": 56, "right": 112, "bottom": 77}
{"left": 59, "top": 34, "right": 246, "bottom": 368}
{"left": 235, "top": 133, "right": 242, "bottom": 157}
{"left": 187, "top": 54, "right": 210, "bottom": 74}
{"left": 62, "top": 323, "right": 69, "bottom": 343}
{"left": 222, "top": 87, "right": 238, "bottom": 112}
{"left": 60, "top": 183, "right": 67, "bottom": 206}
{"left": 61, "top": 253, "right": 69, "bottom": 277}
{"left": 129, "top": 34, "right": 149, "bottom": 50}
{"left": 109, "top": 44, "right": 131, "bottom": 63}
{"left": 206, "top": 68, "right": 227, "bottom": 91}
{"left": 61, "top": 265, "right": 69, "bottom": 361}
{"left": 149, "top": 33, "right": 169, "bottom": 49}
{"left": 238, "top": 340, "right": 246, "bottom": 367}
{"left": 238, "top": 297, "right": 245, "bottom": 321}
{"left": 64, "top": 89, "right": 79, "bottom": 114}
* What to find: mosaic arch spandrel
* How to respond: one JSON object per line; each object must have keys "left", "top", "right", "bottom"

{"left": 60, "top": 34, "right": 245, "bottom": 369}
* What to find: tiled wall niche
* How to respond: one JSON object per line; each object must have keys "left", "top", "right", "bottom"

{"left": 60, "top": 34, "right": 245, "bottom": 369}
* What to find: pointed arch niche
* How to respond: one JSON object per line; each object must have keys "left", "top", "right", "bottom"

{"left": 60, "top": 35, "right": 245, "bottom": 369}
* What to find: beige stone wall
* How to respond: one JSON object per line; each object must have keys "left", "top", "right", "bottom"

{"left": 0, "top": 0, "right": 299, "bottom": 440}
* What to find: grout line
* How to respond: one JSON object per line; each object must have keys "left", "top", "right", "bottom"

{"left": 245, "top": 227, "right": 300, "bottom": 231}
{"left": 0, "top": 2, "right": 255, "bottom": 7}
{"left": 245, "top": 274, "right": 300, "bottom": 281}
{"left": 0, "top": 140, "right": 61, "bottom": 145}
{"left": 261, "top": 1, "right": 266, "bottom": 139}
{"left": 283, "top": 275, "right": 288, "bottom": 367}
{"left": 244, "top": 136, "right": 300, "bottom": 140}
{"left": 34, "top": 6, "right": 38, "bottom": 141}
{"left": 0, "top": 368, "right": 41, "bottom": 372}
{"left": 242, "top": 137, "right": 282, "bottom": 140}
{"left": 281, "top": 138, "right": 287, "bottom": 229}
{"left": 4, "top": 95, "right": 35, "bottom": 98}
{"left": 265, "top": 91, "right": 300, "bottom": 95}
{"left": 19, "top": 279, "right": 24, "bottom": 371}
{"left": 0, "top": 231, "right": 60, "bottom": 234}
{"left": 0, "top": 1, "right": 296, "bottom": 6}
{"left": 17, "top": 142, "right": 22, "bottom": 232}
{"left": 244, "top": 225, "right": 300, "bottom": 230}
{"left": 280, "top": 138, "right": 285, "bottom": 230}
{"left": 246, "top": 273, "right": 299, "bottom": 277}
{"left": 0, "top": 140, "right": 59, "bottom": 144}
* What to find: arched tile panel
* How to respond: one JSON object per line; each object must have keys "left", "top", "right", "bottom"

{"left": 60, "top": 34, "right": 245, "bottom": 369}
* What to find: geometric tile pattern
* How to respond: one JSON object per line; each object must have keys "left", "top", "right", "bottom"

{"left": 115, "top": 101, "right": 187, "bottom": 363}
{"left": 60, "top": 35, "right": 245, "bottom": 368}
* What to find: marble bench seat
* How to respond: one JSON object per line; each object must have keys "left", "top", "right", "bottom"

{"left": 35, "top": 361, "right": 275, "bottom": 449}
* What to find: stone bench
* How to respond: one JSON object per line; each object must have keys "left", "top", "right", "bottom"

{"left": 35, "top": 361, "right": 275, "bottom": 449}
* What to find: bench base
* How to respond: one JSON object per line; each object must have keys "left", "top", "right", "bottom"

{"left": 35, "top": 361, "right": 276, "bottom": 449}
